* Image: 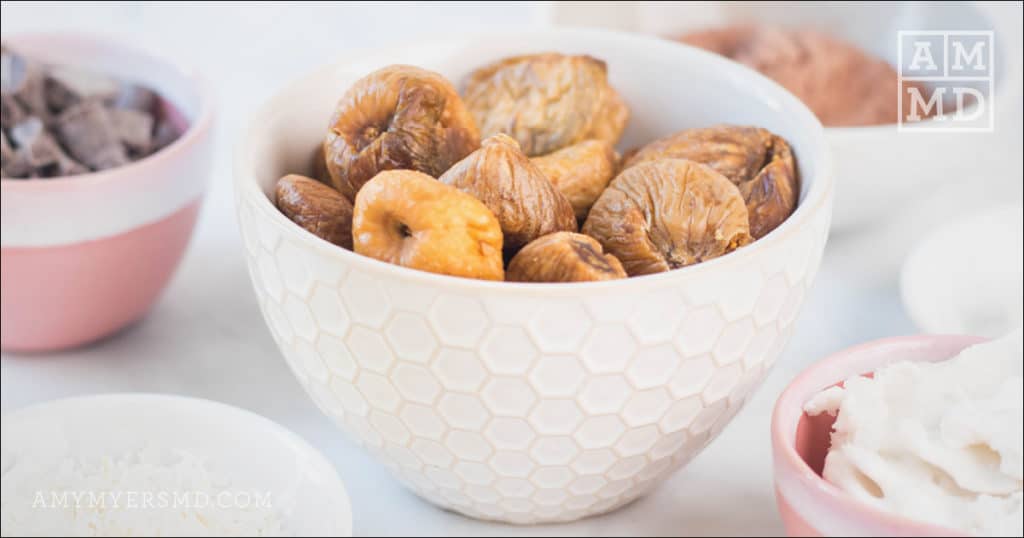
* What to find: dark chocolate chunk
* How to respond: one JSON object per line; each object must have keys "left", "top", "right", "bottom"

{"left": 57, "top": 99, "right": 128, "bottom": 170}
{"left": 44, "top": 74, "right": 80, "bottom": 112}
{"left": 3, "top": 151, "right": 34, "bottom": 178}
{"left": 1, "top": 93, "right": 27, "bottom": 129}
{"left": 7, "top": 117, "right": 87, "bottom": 177}
{"left": 109, "top": 108, "right": 154, "bottom": 154}
{"left": 109, "top": 83, "right": 157, "bottom": 113}
{"left": 3, "top": 48, "right": 50, "bottom": 119}
{"left": 44, "top": 65, "right": 119, "bottom": 113}
{"left": 152, "top": 119, "right": 179, "bottom": 152}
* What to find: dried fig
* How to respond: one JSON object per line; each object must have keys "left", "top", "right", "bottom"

{"left": 531, "top": 139, "right": 618, "bottom": 220}
{"left": 276, "top": 174, "right": 354, "bottom": 250}
{"left": 352, "top": 170, "right": 504, "bottom": 281}
{"left": 463, "top": 53, "right": 628, "bottom": 156}
{"left": 582, "top": 159, "right": 752, "bottom": 276}
{"left": 586, "top": 85, "right": 629, "bottom": 146}
{"left": 738, "top": 139, "right": 797, "bottom": 238}
{"left": 324, "top": 65, "right": 480, "bottom": 201}
{"left": 507, "top": 232, "right": 627, "bottom": 283}
{"left": 440, "top": 134, "right": 576, "bottom": 252}
{"left": 623, "top": 126, "right": 798, "bottom": 238}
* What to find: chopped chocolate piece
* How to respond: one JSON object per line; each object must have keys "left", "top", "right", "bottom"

{"left": 152, "top": 119, "right": 179, "bottom": 152}
{"left": 8, "top": 116, "right": 87, "bottom": 176}
{"left": 2, "top": 48, "right": 49, "bottom": 119}
{"left": 90, "top": 147, "right": 128, "bottom": 171}
{"left": 109, "top": 83, "right": 157, "bottom": 112}
{"left": 3, "top": 150, "right": 34, "bottom": 178}
{"left": 44, "top": 65, "right": 119, "bottom": 112}
{"left": 9, "top": 121, "right": 56, "bottom": 170}
{"left": 57, "top": 99, "right": 128, "bottom": 170}
{"left": 44, "top": 74, "right": 79, "bottom": 112}
{"left": 1, "top": 93, "right": 27, "bottom": 129}
{"left": 109, "top": 107, "right": 153, "bottom": 154}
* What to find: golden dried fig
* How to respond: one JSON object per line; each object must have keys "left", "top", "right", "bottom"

{"left": 582, "top": 159, "right": 752, "bottom": 275}
{"left": 532, "top": 139, "right": 618, "bottom": 220}
{"left": 440, "top": 134, "right": 576, "bottom": 252}
{"left": 507, "top": 232, "right": 627, "bottom": 283}
{"left": 738, "top": 139, "right": 797, "bottom": 238}
{"left": 325, "top": 65, "right": 480, "bottom": 201}
{"left": 463, "top": 53, "right": 628, "bottom": 156}
{"left": 623, "top": 126, "right": 798, "bottom": 238}
{"left": 276, "top": 174, "right": 354, "bottom": 250}
{"left": 587, "top": 86, "right": 629, "bottom": 145}
{"left": 352, "top": 170, "right": 503, "bottom": 280}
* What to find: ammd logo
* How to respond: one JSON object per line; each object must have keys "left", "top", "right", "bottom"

{"left": 898, "top": 31, "right": 994, "bottom": 132}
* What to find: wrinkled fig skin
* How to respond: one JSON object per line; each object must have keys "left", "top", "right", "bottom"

{"left": 740, "top": 137, "right": 797, "bottom": 238}
{"left": 440, "top": 134, "right": 576, "bottom": 252}
{"left": 352, "top": 170, "right": 504, "bottom": 281}
{"left": 582, "top": 159, "right": 752, "bottom": 276}
{"left": 623, "top": 125, "right": 799, "bottom": 238}
{"left": 587, "top": 86, "right": 629, "bottom": 146}
{"left": 507, "top": 232, "right": 627, "bottom": 283}
{"left": 624, "top": 125, "right": 772, "bottom": 183}
{"left": 325, "top": 65, "right": 481, "bottom": 201}
{"left": 463, "top": 54, "right": 627, "bottom": 156}
{"left": 532, "top": 139, "right": 619, "bottom": 221}
{"left": 276, "top": 174, "right": 354, "bottom": 250}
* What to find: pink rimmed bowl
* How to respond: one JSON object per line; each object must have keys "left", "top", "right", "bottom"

{"left": 771, "top": 334, "right": 986, "bottom": 537}
{"left": 1, "top": 33, "right": 215, "bottom": 352}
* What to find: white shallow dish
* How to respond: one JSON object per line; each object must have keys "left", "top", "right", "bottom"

{"left": 235, "top": 27, "right": 832, "bottom": 524}
{"left": 545, "top": 1, "right": 1021, "bottom": 232}
{"left": 0, "top": 394, "right": 352, "bottom": 536}
{"left": 901, "top": 204, "right": 1024, "bottom": 337}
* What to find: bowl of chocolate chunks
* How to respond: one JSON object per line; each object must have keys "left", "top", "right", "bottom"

{"left": 1, "top": 33, "right": 214, "bottom": 352}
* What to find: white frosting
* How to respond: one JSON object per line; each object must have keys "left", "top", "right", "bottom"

{"left": 805, "top": 329, "right": 1024, "bottom": 537}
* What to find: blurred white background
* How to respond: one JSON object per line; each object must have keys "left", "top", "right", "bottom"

{"left": 3, "top": 2, "right": 1023, "bottom": 536}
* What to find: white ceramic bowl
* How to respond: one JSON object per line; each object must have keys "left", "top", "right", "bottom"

{"left": 234, "top": 28, "right": 833, "bottom": 524}
{"left": 901, "top": 204, "right": 1024, "bottom": 338}
{"left": 0, "top": 394, "right": 352, "bottom": 536}
{"left": 546, "top": 1, "right": 1021, "bottom": 232}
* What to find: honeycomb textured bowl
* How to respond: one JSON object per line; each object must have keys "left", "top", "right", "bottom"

{"left": 234, "top": 29, "right": 833, "bottom": 524}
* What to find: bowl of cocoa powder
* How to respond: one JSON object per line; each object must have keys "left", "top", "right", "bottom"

{"left": 546, "top": 1, "right": 1019, "bottom": 231}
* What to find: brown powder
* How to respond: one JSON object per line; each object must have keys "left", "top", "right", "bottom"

{"left": 679, "top": 25, "right": 934, "bottom": 127}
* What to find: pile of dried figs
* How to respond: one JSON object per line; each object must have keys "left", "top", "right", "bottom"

{"left": 275, "top": 53, "right": 799, "bottom": 283}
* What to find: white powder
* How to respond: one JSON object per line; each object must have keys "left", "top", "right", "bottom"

{"left": 1, "top": 445, "right": 288, "bottom": 536}
{"left": 805, "top": 329, "right": 1024, "bottom": 537}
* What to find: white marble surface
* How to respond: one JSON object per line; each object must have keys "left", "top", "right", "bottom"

{"left": 2, "top": 2, "right": 1022, "bottom": 536}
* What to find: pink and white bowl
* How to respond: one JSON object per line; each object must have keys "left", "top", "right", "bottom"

{"left": 235, "top": 28, "right": 833, "bottom": 524}
{"left": 1, "top": 33, "right": 214, "bottom": 352}
{"left": 771, "top": 334, "right": 985, "bottom": 537}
